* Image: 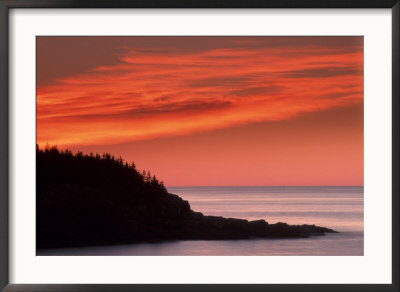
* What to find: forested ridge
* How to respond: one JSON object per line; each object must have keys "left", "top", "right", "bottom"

{"left": 37, "top": 146, "right": 336, "bottom": 249}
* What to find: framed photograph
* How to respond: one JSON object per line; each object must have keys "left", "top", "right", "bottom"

{"left": 0, "top": 1, "right": 398, "bottom": 292}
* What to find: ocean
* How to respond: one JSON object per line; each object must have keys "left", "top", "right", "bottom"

{"left": 37, "top": 186, "right": 363, "bottom": 256}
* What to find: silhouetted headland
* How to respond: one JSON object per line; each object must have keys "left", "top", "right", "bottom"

{"left": 37, "top": 146, "right": 337, "bottom": 249}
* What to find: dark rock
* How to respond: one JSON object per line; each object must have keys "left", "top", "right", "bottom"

{"left": 36, "top": 146, "right": 337, "bottom": 249}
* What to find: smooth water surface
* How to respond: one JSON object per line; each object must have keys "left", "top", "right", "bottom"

{"left": 38, "top": 186, "right": 363, "bottom": 256}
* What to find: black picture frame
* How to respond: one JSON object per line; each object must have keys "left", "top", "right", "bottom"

{"left": 0, "top": 1, "right": 399, "bottom": 292}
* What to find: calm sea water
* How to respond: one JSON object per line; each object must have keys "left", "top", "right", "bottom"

{"left": 38, "top": 186, "right": 363, "bottom": 256}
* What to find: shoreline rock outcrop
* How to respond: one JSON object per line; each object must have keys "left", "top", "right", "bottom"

{"left": 36, "top": 146, "right": 336, "bottom": 249}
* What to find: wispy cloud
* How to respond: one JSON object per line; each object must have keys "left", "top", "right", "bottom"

{"left": 37, "top": 37, "right": 363, "bottom": 146}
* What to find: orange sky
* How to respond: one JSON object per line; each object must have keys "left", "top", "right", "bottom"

{"left": 36, "top": 36, "right": 364, "bottom": 186}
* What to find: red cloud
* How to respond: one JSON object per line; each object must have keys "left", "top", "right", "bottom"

{"left": 37, "top": 37, "right": 363, "bottom": 147}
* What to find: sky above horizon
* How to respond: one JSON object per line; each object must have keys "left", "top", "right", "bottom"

{"left": 36, "top": 36, "right": 364, "bottom": 186}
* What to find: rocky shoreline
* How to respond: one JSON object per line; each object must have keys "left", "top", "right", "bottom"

{"left": 36, "top": 147, "right": 336, "bottom": 249}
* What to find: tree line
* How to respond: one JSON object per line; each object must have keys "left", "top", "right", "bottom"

{"left": 36, "top": 144, "right": 168, "bottom": 203}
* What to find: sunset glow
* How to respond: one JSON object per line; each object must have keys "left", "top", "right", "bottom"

{"left": 37, "top": 37, "right": 364, "bottom": 186}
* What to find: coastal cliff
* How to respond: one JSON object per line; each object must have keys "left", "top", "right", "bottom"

{"left": 37, "top": 146, "right": 336, "bottom": 249}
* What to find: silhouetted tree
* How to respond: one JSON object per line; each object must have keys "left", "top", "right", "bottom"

{"left": 36, "top": 145, "right": 169, "bottom": 201}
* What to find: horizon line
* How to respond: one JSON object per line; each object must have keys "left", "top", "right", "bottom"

{"left": 166, "top": 185, "right": 364, "bottom": 188}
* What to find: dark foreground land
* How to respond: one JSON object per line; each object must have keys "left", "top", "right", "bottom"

{"left": 37, "top": 146, "right": 336, "bottom": 249}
